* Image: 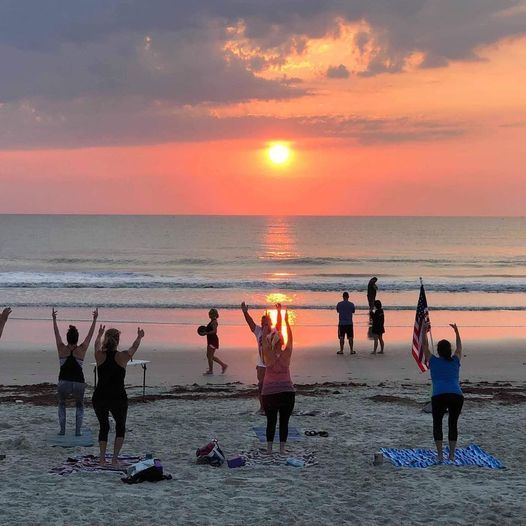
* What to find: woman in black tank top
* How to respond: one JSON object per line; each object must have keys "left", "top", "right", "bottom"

{"left": 93, "top": 324, "right": 144, "bottom": 466}
{"left": 53, "top": 308, "right": 98, "bottom": 436}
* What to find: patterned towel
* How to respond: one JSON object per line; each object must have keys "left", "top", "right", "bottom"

{"left": 49, "top": 454, "right": 143, "bottom": 476}
{"left": 380, "top": 444, "right": 504, "bottom": 469}
{"left": 240, "top": 447, "right": 317, "bottom": 467}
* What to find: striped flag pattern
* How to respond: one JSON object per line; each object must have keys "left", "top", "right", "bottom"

{"left": 412, "top": 284, "right": 431, "bottom": 372}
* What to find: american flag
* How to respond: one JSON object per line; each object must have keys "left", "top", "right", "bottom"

{"left": 412, "top": 284, "right": 431, "bottom": 372}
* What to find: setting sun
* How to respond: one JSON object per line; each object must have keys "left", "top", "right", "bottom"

{"left": 267, "top": 143, "right": 291, "bottom": 165}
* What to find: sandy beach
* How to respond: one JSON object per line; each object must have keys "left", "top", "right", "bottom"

{"left": 1, "top": 346, "right": 525, "bottom": 525}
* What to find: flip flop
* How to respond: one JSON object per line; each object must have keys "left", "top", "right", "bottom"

{"left": 304, "top": 430, "right": 317, "bottom": 437}
{"left": 318, "top": 431, "right": 329, "bottom": 437}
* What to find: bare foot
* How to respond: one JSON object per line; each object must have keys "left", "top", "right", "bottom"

{"left": 58, "top": 431, "right": 65, "bottom": 436}
{"left": 203, "top": 370, "right": 213, "bottom": 375}
{"left": 350, "top": 350, "right": 356, "bottom": 355}
{"left": 378, "top": 351, "right": 384, "bottom": 354}
{"left": 99, "top": 458, "right": 107, "bottom": 466}
{"left": 111, "top": 458, "right": 122, "bottom": 468}
{"left": 370, "top": 351, "right": 376, "bottom": 355}
{"left": 221, "top": 364, "right": 228, "bottom": 374}
{"left": 336, "top": 350, "right": 343, "bottom": 355}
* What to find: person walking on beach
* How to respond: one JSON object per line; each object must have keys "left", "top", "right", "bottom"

{"left": 52, "top": 307, "right": 98, "bottom": 436}
{"left": 241, "top": 301, "right": 272, "bottom": 414}
{"left": 336, "top": 292, "right": 355, "bottom": 355}
{"left": 423, "top": 323, "right": 464, "bottom": 463}
{"left": 261, "top": 304, "right": 295, "bottom": 455}
{"left": 92, "top": 325, "right": 144, "bottom": 466}
{"left": 0, "top": 307, "right": 11, "bottom": 341}
{"left": 370, "top": 300, "right": 385, "bottom": 354}
{"left": 202, "top": 308, "right": 228, "bottom": 375}
{"left": 367, "top": 277, "right": 378, "bottom": 317}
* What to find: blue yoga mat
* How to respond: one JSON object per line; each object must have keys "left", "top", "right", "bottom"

{"left": 253, "top": 427, "right": 302, "bottom": 442}
{"left": 47, "top": 429, "right": 94, "bottom": 447}
{"left": 380, "top": 444, "right": 504, "bottom": 469}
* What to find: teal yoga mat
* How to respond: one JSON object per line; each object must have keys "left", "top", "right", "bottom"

{"left": 47, "top": 429, "right": 94, "bottom": 447}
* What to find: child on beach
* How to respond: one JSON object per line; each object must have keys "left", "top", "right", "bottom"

{"left": 370, "top": 300, "right": 385, "bottom": 354}
{"left": 202, "top": 308, "right": 228, "bottom": 375}
{"left": 0, "top": 307, "right": 11, "bottom": 340}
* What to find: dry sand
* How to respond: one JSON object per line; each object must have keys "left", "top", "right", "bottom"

{"left": 1, "top": 376, "right": 525, "bottom": 525}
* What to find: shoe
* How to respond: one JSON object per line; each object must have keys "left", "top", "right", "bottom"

{"left": 350, "top": 350, "right": 356, "bottom": 355}
{"left": 336, "top": 351, "right": 343, "bottom": 355}
{"left": 203, "top": 371, "right": 213, "bottom": 375}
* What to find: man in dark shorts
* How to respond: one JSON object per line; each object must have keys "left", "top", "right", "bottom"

{"left": 336, "top": 292, "right": 355, "bottom": 355}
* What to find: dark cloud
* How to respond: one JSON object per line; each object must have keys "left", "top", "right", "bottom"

{"left": 326, "top": 64, "right": 350, "bottom": 79}
{"left": 0, "top": 100, "right": 464, "bottom": 149}
{"left": 0, "top": 1, "right": 522, "bottom": 148}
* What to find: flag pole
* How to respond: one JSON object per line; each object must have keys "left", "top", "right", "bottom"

{"left": 420, "top": 277, "right": 434, "bottom": 353}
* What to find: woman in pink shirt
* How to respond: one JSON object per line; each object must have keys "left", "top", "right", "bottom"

{"left": 261, "top": 305, "right": 295, "bottom": 455}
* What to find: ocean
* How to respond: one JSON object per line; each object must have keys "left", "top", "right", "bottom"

{"left": 0, "top": 215, "right": 525, "bottom": 349}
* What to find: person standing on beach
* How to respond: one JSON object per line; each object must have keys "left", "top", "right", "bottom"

{"left": 93, "top": 325, "right": 144, "bottom": 466}
{"left": 370, "top": 300, "right": 385, "bottom": 354}
{"left": 241, "top": 301, "right": 272, "bottom": 414}
{"left": 0, "top": 307, "right": 11, "bottom": 340}
{"left": 423, "top": 323, "right": 464, "bottom": 463}
{"left": 261, "top": 304, "right": 295, "bottom": 455}
{"left": 202, "top": 308, "right": 228, "bottom": 375}
{"left": 336, "top": 292, "right": 355, "bottom": 355}
{"left": 367, "top": 277, "right": 378, "bottom": 316}
{"left": 52, "top": 307, "right": 98, "bottom": 436}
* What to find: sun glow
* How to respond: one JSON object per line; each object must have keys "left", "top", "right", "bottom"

{"left": 267, "top": 143, "right": 291, "bottom": 165}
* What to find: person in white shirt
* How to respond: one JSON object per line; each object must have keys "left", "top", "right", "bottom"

{"left": 241, "top": 302, "right": 273, "bottom": 414}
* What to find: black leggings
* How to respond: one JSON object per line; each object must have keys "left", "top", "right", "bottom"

{"left": 93, "top": 399, "right": 128, "bottom": 442}
{"left": 431, "top": 393, "right": 464, "bottom": 441}
{"left": 262, "top": 392, "right": 295, "bottom": 443}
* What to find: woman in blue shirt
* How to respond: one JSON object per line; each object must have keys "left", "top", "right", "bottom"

{"left": 423, "top": 323, "right": 463, "bottom": 462}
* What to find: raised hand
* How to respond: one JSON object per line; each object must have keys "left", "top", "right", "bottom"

{"left": 93, "top": 308, "right": 99, "bottom": 320}
{"left": 52, "top": 308, "right": 58, "bottom": 320}
{"left": 241, "top": 302, "right": 248, "bottom": 313}
{"left": 276, "top": 303, "right": 282, "bottom": 311}
{"left": 1, "top": 307, "right": 11, "bottom": 322}
{"left": 97, "top": 324, "right": 106, "bottom": 337}
{"left": 449, "top": 323, "right": 459, "bottom": 332}
{"left": 137, "top": 327, "right": 145, "bottom": 339}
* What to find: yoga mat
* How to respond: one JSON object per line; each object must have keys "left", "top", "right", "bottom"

{"left": 252, "top": 427, "right": 302, "bottom": 442}
{"left": 380, "top": 444, "right": 504, "bottom": 469}
{"left": 46, "top": 429, "right": 94, "bottom": 447}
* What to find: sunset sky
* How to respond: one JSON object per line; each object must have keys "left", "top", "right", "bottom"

{"left": 1, "top": 1, "right": 525, "bottom": 215}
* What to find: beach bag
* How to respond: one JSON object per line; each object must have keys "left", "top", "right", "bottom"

{"left": 196, "top": 439, "right": 225, "bottom": 467}
{"left": 121, "top": 459, "right": 171, "bottom": 484}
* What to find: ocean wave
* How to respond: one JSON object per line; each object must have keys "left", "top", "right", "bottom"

{"left": 1, "top": 272, "right": 526, "bottom": 293}
{"left": 3, "top": 301, "right": 526, "bottom": 311}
